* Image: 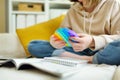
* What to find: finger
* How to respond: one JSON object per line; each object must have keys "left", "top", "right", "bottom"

{"left": 70, "top": 43, "right": 82, "bottom": 50}
{"left": 74, "top": 49, "right": 81, "bottom": 52}
{"left": 72, "top": 46, "right": 80, "bottom": 51}
{"left": 59, "top": 44, "right": 66, "bottom": 47}
{"left": 55, "top": 42, "right": 66, "bottom": 48}
{"left": 77, "top": 33, "right": 81, "bottom": 37}
{"left": 73, "top": 46, "right": 81, "bottom": 50}
{"left": 69, "top": 40, "right": 75, "bottom": 46}
{"left": 51, "top": 35, "right": 54, "bottom": 37}
{"left": 77, "top": 33, "right": 86, "bottom": 37}
{"left": 56, "top": 41, "right": 66, "bottom": 45}
{"left": 70, "top": 42, "right": 80, "bottom": 50}
{"left": 69, "top": 37, "right": 80, "bottom": 42}
{"left": 51, "top": 35, "right": 62, "bottom": 41}
{"left": 53, "top": 37, "right": 62, "bottom": 41}
{"left": 73, "top": 47, "right": 83, "bottom": 52}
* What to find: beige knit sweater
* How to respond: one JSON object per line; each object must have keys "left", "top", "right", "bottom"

{"left": 60, "top": 0, "right": 120, "bottom": 50}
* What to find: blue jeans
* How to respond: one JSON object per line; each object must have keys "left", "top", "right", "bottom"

{"left": 93, "top": 40, "right": 120, "bottom": 65}
{"left": 28, "top": 40, "right": 120, "bottom": 65}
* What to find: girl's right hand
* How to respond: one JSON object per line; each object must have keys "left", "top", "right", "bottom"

{"left": 50, "top": 35, "right": 66, "bottom": 49}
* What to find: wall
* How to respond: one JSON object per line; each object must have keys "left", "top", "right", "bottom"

{"left": 0, "top": 0, "right": 6, "bottom": 33}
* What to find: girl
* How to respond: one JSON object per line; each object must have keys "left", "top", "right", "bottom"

{"left": 28, "top": 0, "right": 120, "bottom": 65}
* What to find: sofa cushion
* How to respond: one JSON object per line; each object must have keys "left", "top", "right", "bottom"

{"left": 0, "top": 33, "right": 26, "bottom": 58}
{"left": 0, "top": 64, "right": 117, "bottom": 80}
{"left": 16, "top": 15, "right": 65, "bottom": 57}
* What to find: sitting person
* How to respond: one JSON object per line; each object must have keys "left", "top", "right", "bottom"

{"left": 28, "top": 0, "right": 120, "bottom": 65}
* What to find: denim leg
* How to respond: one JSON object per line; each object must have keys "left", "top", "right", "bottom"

{"left": 52, "top": 47, "right": 95, "bottom": 56}
{"left": 93, "top": 40, "right": 120, "bottom": 65}
{"left": 28, "top": 40, "right": 55, "bottom": 58}
{"left": 28, "top": 40, "right": 96, "bottom": 58}
{"left": 63, "top": 47, "right": 95, "bottom": 56}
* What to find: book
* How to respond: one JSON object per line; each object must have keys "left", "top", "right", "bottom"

{"left": 0, "top": 57, "right": 88, "bottom": 77}
{"left": 44, "top": 57, "right": 88, "bottom": 66}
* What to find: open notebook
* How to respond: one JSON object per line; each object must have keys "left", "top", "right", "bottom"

{"left": 0, "top": 57, "right": 88, "bottom": 77}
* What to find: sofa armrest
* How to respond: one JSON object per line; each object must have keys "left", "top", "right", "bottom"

{"left": 0, "top": 33, "right": 26, "bottom": 58}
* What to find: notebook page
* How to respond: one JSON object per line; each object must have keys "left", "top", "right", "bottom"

{"left": 43, "top": 57, "right": 88, "bottom": 67}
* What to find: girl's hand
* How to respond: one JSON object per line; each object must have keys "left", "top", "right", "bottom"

{"left": 69, "top": 33, "right": 94, "bottom": 52}
{"left": 50, "top": 35, "right": 66, "bottom": 49}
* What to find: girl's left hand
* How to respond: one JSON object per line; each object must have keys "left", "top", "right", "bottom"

{"left": 69, "top": 33, "right": 94, "bottom": 52}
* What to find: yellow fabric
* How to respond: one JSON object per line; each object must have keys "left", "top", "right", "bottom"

{"left": 16, "top": 15, "right": 65, "bottom": 57}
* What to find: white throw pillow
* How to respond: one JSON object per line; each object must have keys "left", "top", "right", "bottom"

{"left": 0, "top": 33, "right": 26, "bottom": 58}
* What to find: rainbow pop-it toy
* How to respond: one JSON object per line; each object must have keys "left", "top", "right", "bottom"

{"left": 53, "top": 27, "right": 79, "bottom": 46}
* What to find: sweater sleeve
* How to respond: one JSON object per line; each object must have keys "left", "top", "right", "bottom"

{"left": 93, "top": 35, "right": 120, "bottom": 50}
{"left": 92, "top": 0, "right": 120, "bottom": 50}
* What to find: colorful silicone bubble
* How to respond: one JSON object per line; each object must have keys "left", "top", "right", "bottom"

{"left": 53, "top": 27, "right": 79, "bottom": 46}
